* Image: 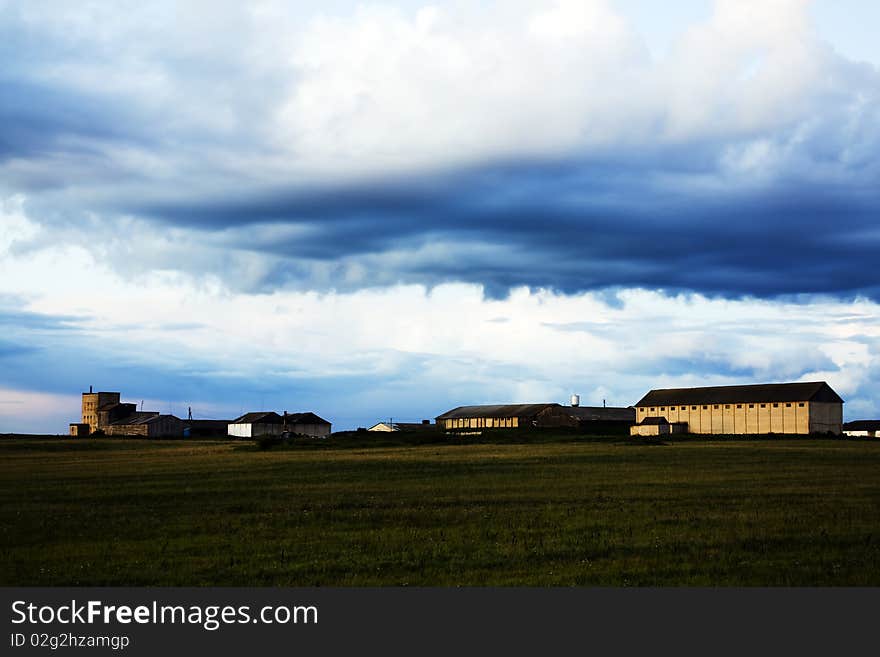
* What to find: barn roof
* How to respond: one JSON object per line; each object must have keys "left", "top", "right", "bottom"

{"left": 562, "top": 406, "right": 635, "bottom": 422}
{"left": 843, "top": 420, "right": 880, "bottom": 432}
{"left": 635, "top": 381, "right": 843, "bottom": 407}
{"left": 637, "top": 416, "right": 670, "bottom": 425}
{"left": 231, "top": 411, "right": 283, "bottom": 424}
{"left": 286, "top": 412, "right": 331, "bottom": 425}
{"left": 109, "top": 412, "right": 160, "bottom": 426}
{"left": 436, "top": 403, "right": 559, "bottom": 420}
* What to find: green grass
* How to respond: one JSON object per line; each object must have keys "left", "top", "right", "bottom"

{"left": 1, "top": 434, "right": 879, "bottom": 585}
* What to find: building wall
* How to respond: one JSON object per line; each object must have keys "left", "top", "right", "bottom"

{"left": 228, "top": 423, "right": 252, "bottom": 438}
{"left": 630, "top": 424, "right": 666, "bottom": 437}
{"left": 290, "top": 422, "right": 331, "bottom": 438}
{"left": 634, "top": 399, "right": 832, "bottom": 435}
{"left": 105, "top": 423, "right": 150, "bottom": 437}
{"left": 809, "top": 402, "right": 843, "bottom": 434}
{"left": 69, "top": 423, "right": 90, "bottom": 437}
{"left": 439, "top": 416, "right": 519, "bottom": 430}
{"left": 105, "top": 416, "right": 184, "bottom": 438}
{"left": 228, "top": 422, "right": 284, "bottom": 438}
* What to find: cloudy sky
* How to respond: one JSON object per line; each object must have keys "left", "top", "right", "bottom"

{"left": 1, "top": 0, "right": 879, "bottom": 432}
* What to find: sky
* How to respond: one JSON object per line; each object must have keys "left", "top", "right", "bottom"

{"left": 1, "top": 0, "right": 879, "bottom": 432}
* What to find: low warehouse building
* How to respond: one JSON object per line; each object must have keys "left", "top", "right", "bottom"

{"left": 105, "top": 413, "right": 185, "bottom": 438}
{"left": 436, "top": 403, "right": 557, "bottom": 430}
{"left": 534, "top": 405, "right": 635, "bottom": 432}
{"left": 436, "top": 403, "right": 634, "bottom": 431}
{"left": 633, "top": 381, "right": 844, "bottom": 435}
{"left": 843, "top": 420, "right": 880, "bottom": 438}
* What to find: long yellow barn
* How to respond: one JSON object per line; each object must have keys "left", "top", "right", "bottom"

{"left": 632, "top": 381, "right": 843, "bottom": 436}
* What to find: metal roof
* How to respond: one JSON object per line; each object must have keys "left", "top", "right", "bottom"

{"left": 231, "top": 412, "right": 283, "bottom": 424}
{"left": 285, "top": 412, "right": 331, "bottom": 425}
{"left": 109, "top": 412, "right": 160, "bottom": 426}
{"left": 635, "top": 382, "right": 844, "bottom": 407}
{"left": 843, "top": 420, "right": 880, "bottom": 432}
{"left": 563, "top": 406, "right": 635, "bottom": 422}
{"left": 638, "top": 416, "right": 670, "bottom": 425}
{"left": 436, "top": 403, "right": 559, "bottom": 420}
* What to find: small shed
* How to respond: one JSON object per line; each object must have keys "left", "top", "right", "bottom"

{"left": 69, "top": 423, "right": 90, "bottom": 437}
{"left": 630, "top": 416, "right": 688, "bottom": 437}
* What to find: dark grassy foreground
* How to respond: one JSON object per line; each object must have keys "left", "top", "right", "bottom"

{"left": 1, "top": 433, "right": 879, "bottom": 586}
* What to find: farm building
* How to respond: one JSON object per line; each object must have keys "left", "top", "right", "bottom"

{"left": 228, "top": 411, "right": 332, "bottom": 438}
{"left": 630, "top": 416, "right": 688, "bottom": 437}
{"left": 104, "top": 413, "right": 185, "bottom": 438}
{"left": 633, "top": 381, "right": 844, "bottom": 435}
{"left": 368, "top": 420, "right": 435, "bottom": 432}
{"left": 285, "top": 412, "right": 332, "bottom": 438}
{"left": 843, "top": 420, "right": 880, "bottom": 438}
{"left": 228, "top": 412, "right": 284, "bottom": 438}
{"left": 436, "top": 403, "right": 634, "bottom": 431}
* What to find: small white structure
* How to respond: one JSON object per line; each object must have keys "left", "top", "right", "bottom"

{"left": 368, "top": 420, "right": 435, "bottom": 432}
{"left": 570, "top": 394, "right": 580, "bottom": 407}
{"left": 228, "top": 412, "right": 284, "bottom": 438}
{"left": 369, "top": 422, "right": 398, "bottom": 432}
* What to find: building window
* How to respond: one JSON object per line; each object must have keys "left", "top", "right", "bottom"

{"left": 749, "top": 404, "right": 754, "bottom": 408}
{"left": 702, "top": 405, "right": 708, "bottom": 410}
{"left": 785, "top": 403, "right": 791, "bottom": 407}
{"left": 798, "top": 403, "right": 805, "bottom": 407}
{"left": 760, "top": 404, "right": 766, "bottom": 408}
{"left": 660, "top": 407, "right": 665, "bottom": 411}
{"left": 713, "top": 405, "right": 719, "bottom": 409}
{"left": 691, "top": 406, "right": 697, "bottom": 410}
{"left": 650, "top": 408, "right": 655, "bottom": 412}
{"left": 736, "top": 404, "right": 742, "bottom": 409}
{"left": 773, "top": 403, "right": 779, "bottom": 408}
{"left": 724, "top": 405, "right": 730, "bottom": 409}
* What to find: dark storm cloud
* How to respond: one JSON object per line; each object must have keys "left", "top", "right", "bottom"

{"left": 131, "top": 155, "right": 880, "bottom": 300}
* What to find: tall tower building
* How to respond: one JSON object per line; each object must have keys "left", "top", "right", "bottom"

{"left": 81, "top": 388, "right": 121, "bottom": 433}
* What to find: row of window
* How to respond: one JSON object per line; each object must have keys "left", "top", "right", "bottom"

{"left": 640, "top": 403, "right": 806, "bottom": 413}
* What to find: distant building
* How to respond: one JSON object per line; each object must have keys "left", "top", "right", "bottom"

{"left": 843, "top": 420, "right": 880, "bottom": 438}
{"left": 228, "top": 411, "right": 332, "bottom": 438}
{"left": 368, "top": 420, "right": 434, "bottom": 432}
{"left": 633, "top": 381, "right": 844, "bottom": 435}
{"left": 435, "top": 403, "right": 633, "bottom": 431}
{"left": 285, "top": 412, "right": 332, "bottom": 438}
{"left": 228, "top": 412, "right": 284, "bottom": 438}
{"left": 71, "top": 388, "right": 183, "bottom": 437}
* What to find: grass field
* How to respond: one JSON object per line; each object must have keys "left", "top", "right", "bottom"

{"left": 1, "top": 433, "right": 879, "bottom": 586}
